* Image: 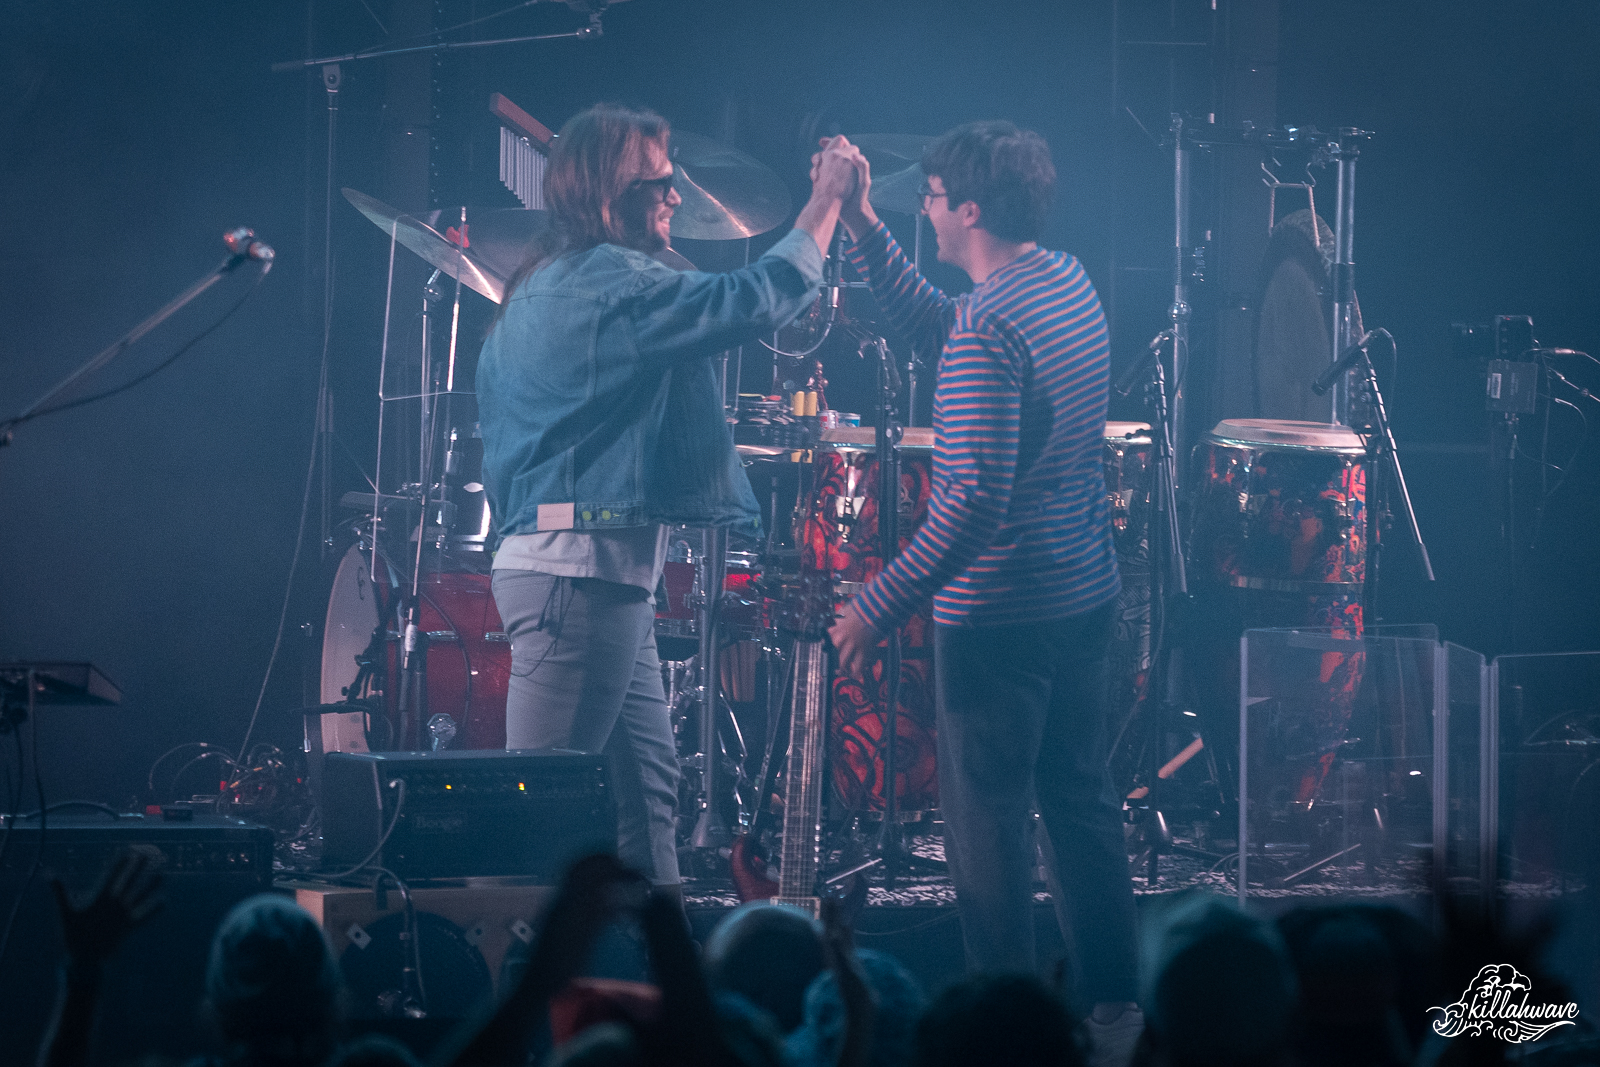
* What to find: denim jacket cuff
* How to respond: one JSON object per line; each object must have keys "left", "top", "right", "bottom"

{"left": 765, "top": 228, "right": 825, "bottom": 290}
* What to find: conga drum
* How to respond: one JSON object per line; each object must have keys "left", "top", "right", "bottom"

{"left": 805, "top": 431, "right": 939, "bottom": 816}
{"left": 1187, "top": 418, "right": 1369, "bottom": 802}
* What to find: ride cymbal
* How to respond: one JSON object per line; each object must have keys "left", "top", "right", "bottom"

{"left": 668, "top": 131, "right": 792, "bottom": 241}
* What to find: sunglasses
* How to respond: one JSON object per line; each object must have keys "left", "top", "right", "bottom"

{"left": 631, "top": 173, "right": 675, "bottom": 197}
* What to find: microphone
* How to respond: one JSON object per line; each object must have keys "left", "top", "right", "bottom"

{"left": 1311, "top": 329, "right": 1381, "bottom": 396}
{"left": 1114, "top": 331, "right": 1171, "bottom": 398}
{"left": 223, "top": 227, "right": 276, "bottom": 264}
{"left": 825, "top": 224, "right": 846, "bottom": 312}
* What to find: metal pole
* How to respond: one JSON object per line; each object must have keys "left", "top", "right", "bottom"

{"left": 691, "top": 527, "right": 729, "bottom": 849}
{"left": 1330, "top": 130, "right": 1364, "bottom": 425}
{"left": 1170, "top": 117, "right": 1191, "bottom": 472}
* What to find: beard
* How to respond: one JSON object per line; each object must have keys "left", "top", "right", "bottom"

{"left": 620, "top": 196, "right": 669, "bottom": 255}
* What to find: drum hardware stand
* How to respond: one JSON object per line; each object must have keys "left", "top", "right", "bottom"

{"left": 1123, "top": 332, "right": 1196, "bottom": 883}
{"left": 1328, "top": 130, "right": 1371, "bottom": 427}
{"left": 691, "top": 527, "right": 733, "bottom": 850}
{"left": 856, "top": 334, "right": 944, "bottom": 888}
{"left": 1167, "top": 115, "right": 1195, "bottom": 468}
{"left": 377, "top": 206, "right": 476, "bottom": 751}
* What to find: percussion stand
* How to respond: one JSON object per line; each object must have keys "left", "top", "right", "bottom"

{"left": 1134, "top": 339, "right": 1190, "bottom": 883}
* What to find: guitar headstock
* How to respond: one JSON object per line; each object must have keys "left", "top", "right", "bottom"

{"left": 775, "top": 572, "right": 838, "bottom": 641}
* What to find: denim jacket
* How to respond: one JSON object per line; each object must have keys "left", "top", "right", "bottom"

{"left": 477, "top": 229, "right": 823, "bottom": 538}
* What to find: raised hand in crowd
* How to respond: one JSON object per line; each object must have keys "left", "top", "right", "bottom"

{"left": 434, "top": 853, "right": 645, "bottom": 1067}
{"left": 820, "top": 895, "right": 877, "bottom": 1067}
{"left": 37, "top": 846, "right": 164, "bottom": 1067}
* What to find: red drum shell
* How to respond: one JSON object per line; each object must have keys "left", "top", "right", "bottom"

{"left": 806, "top": 450, "right": 938, "bottom": 814}
{"left": 321, "top": 544, "right": 511, "bottom": 751}
{"left": 1190, "top": 421, "right": 1368, "bottom": 592}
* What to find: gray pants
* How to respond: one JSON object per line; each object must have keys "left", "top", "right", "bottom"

{"left": 491, "top": 569, "right": 682, "bottom": 886}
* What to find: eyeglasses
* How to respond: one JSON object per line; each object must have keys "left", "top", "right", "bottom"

{"left": 631, "top": 173, "right": 675, "bottom": 198}
{"left": 917, "top": 180, "right": 950, "bottom": 212}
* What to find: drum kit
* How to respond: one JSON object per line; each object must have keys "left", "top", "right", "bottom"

{"left": 315, "top": 130, "right": 968, "bottom": 882}
{"left": 314, "top": 112, "right": 1434, "bottom": 891}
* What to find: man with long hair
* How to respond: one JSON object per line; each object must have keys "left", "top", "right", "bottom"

{"left": 477, "top": 103, "right": 857, "bottom": 898}
{"left": 825, "top": 123, "right": 1141, "bottom": 1046}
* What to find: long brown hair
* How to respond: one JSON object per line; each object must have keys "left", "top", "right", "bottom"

{"left": 493, "top": 103, "right": 670, "bottom": 322}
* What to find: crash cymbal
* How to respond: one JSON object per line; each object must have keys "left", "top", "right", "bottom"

{"left": 460, "top": 208, "right": 551, "bottom": 282}
{"left": 343, "top": 188, "right": 505, "bottom": 303}
{"left": 668, "top": 131, "right": 792, "bottom": 241}
{"left": 849, "top": 133, "right": 933, "bottom": 216}
{"left": 850, "top": 133, "right": 933, "bottom": 167}
{"left": 654, "top": 246, "right": 697, "bottom": 272}
{"left": 468, "top": 208, "right": 697, "bottom": 278}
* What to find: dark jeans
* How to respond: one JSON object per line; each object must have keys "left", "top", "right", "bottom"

{"left": 491, "top": 570, "right": 681, "bottom": 886}
{"left": 934, "top": 602, "right": 1139, "bottom": 1002}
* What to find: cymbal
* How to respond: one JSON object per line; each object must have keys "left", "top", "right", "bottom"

{"left": 654, "top": 246, "right": 697, "bottom": 272}
{"left": 461, "top": 208, "right": 551, "bottom": 282}
{"left": 343, "top": 188, "right": 505, "bottom": 303}
{"left": 466, "top": 208, "right": 698, "bottom": 277}
{"left": 668, "top": 131, "right": 792, "bottom": 241}
{"left": 849, "top": 133, "right": 933, "bottom": 216}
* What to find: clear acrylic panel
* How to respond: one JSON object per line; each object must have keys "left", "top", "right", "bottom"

{"left": 1239, "top": 627, "right": 1440, "bottom": 903}
{"left": 1438, "top": 642, "right": 1487, "bottom": 897}
{"left": 1490, "top": 652, "right": 1600, "bottom": 895}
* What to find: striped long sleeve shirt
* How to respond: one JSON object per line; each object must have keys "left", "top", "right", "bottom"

{"left": 845, "top": 220, "right": 1120, "bottom": 630}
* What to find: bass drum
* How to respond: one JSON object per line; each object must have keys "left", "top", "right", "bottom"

{"left": 321, "top": 542, "right": 511, "bottom": 751}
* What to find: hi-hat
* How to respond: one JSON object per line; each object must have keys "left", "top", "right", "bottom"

{"left": 668, "top": 131, "right": 792, "bottom": 241}
{"left": 849, "top": 134, "right": 933, "bottom": 216}
{"left": 344, "top": 188, "right": 505, "bottom": 302}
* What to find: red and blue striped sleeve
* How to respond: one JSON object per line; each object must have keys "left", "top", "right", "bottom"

{"left": 851, "top": 310, "right": 1027, "bottom": 632}
{"left": 844, "top": 220, "right": 959, "bottom": 359}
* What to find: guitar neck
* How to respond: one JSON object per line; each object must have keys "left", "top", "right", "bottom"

{"left": 775, "top": 637, "right": 828, "bottom": 907}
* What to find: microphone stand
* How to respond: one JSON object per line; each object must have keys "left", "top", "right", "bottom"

{"left": 1, "top": 253, "right": 266, "bottom": 448}
{"left": 1348, "top": 349, "right": 1434, "bottom": 622}
{"left": 868, "top": 336, "right": 909, "bottom": 888}
{"left": 1132, "top": 335, "right": 1188, "bottom": 883}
